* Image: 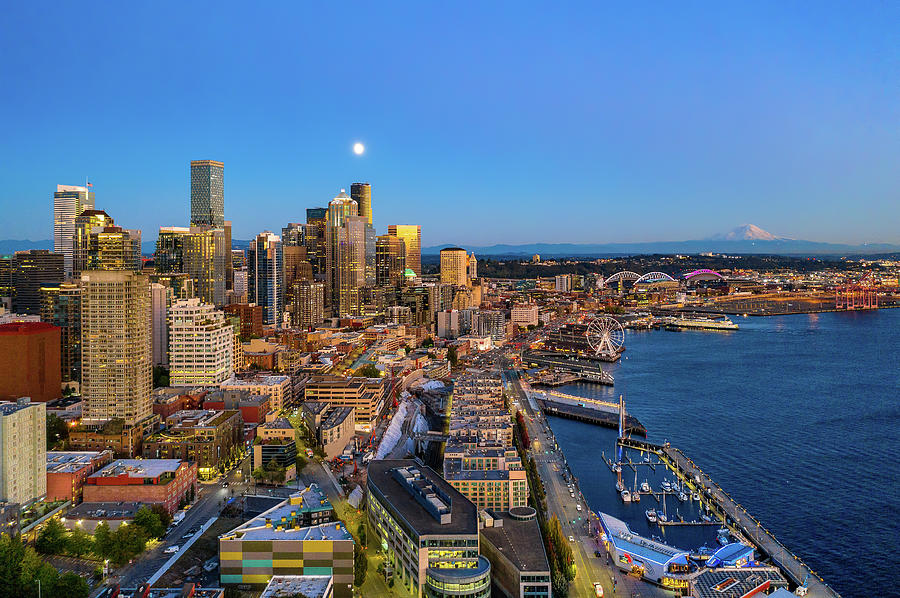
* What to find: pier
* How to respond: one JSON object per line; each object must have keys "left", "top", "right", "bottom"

{"left": 522, "top": 349, "right": 616, "bottom": 382}
{"left": 539, "top": 399, "right": 646, "bottom": 435}
{"left": 618, "top": 437, "right": 841, "bottom": 598}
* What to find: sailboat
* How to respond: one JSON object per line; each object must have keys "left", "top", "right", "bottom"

{"left": 640, "top": 480, "right": 651, "bottom": 493}
{"left": 632, "top": 471, "right": 641, "bottom": 502}
{"left": 658, "top": 494, "right": 668, "bottom": 523}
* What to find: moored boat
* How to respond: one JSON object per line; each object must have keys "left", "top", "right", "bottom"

{"left": 620, "top": 490, "right": 631, "bottom": 502}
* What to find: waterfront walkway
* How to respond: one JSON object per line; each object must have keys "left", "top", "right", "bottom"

{"left": 619, "top": 437, "right": 841, "bottom": 598}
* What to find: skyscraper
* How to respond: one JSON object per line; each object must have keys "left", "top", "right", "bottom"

{"left": 350, "top": 182, "right": 372, "bottom": 226}
{"left": 168, "top": 299, "right": 234, "bottom": 386}
{"left": 12, "top": 250, "right": 65, "bottom": 315}
{"left": 73, "top": 209, "right": 115, "bottom": 277}
{"left": 291, "top": 280, "right": 324, "bottom": 330}
{"left": 85, "top": 226, "right": 142, "bottom": 272}
{"left": 183, "top": 226, "right": 226, "bottom": 306}
{"left": 305, "top": 207, "right": 328, "bottom": 277}
{"left": 40, "top": 282, "right": 81, "bottom": 384}
{"left": 53, "top": 184, "right": 95, "bottom": 276}
{"left": 150, "top": 283, "right": 170, "bottom": 367}
{"left": 376, "top": 234, "right": 406, "bottom": 287}
{"left": 440, "top": 247, "right": 469, "bottom": 287}
{"left": 247, "top": 232, "right": 284, "bottom": 326}
{"left": 80, "top": 270, "right": 151, "bottom": 427}
{"left": 281, "top": 222, "right": 305, "bottom": 247}
{"left": 326, "top": 191, "right": 366, "bottom": 317}
{"left": 155, "top": 226, "right": 190, "bottom": 273}
{"left": 190, "top": 160, "right": 225, "bottom": 227}
{"left": 388, "top": 225, "right": 421, "bottom": 276}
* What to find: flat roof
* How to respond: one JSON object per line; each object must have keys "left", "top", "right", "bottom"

{"left": 368, "top": 459, "right": 478, "bottom": 538}
{"left": 321, "top": 406, "right": 353, "bottom": 429}
{"left": 90, "top": 459, "right": 184, "bottom": 480}
{"left": 599, "top": 512, "right": 687, "bottom": 567}
{"left": 67, "top": 501, "right": 143, "bottom": 519}
{"left": 689, "top": 567, "right": 789, "bottom": 598}
{"left": 480, "top": 509, "right": 550, "bottom": 573}
{"left": 232, "top": 484, "right": 334, "bottom": 532}
{"left": 47, "top": 451, "right": 107, "bottom": 474}
{"left": 261, "top": 575, "right": 332, "bottom": 598}
{"left": 226, "top": 520, "right": 352, "bottom": 542}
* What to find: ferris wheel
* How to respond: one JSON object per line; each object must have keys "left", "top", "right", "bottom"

{"left": 586, "top": 316, "right": 625, "bottom": 356}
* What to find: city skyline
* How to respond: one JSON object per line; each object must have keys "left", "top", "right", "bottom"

{"left": 1, "top": 3, "right": 898, "bottom": 245}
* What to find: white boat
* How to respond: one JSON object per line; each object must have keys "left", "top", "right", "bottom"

{"left": 657, "top": 510, "right": 667, "bottom": 523}
{"left": 700, "top": 513, "right": 712, "bottom": 522}
{"left": 678, "top": 491, "right": 688, "bottom": 502}
{"left": 692, "top": 491, "right": 701, "bottom": 501}
{"left": 632, "top": 489, "right": 640, "bottom": 502}
{"left": 620, "top": 490, "right": 631, "bottom": 502}
{"left": 640, "top": 481, "right": 651, "bottom": 493}
{"left": 613, "top": 464, "right": 622, "bottom": 473}
{"left": 666, "top": 315, "right": 739, "bottom": 331}
{"left": 645, "top": 509, "right": 657, "bottom": 523}
{"left": 660, "top": 480, "right": 672, "bottom": 492}
{"left": 616, "top": 480, "right": 625, "bottom": 492}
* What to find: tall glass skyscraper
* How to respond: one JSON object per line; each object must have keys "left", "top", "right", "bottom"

{"left": 247, "top": 232, "right": 284, "bottom": 326}
{"left": 388, "top": 225, "right": 422, "bottom": 276}
{"left": 53, "top": 184, "right": 95, "bottom": 276}
{"left": 350, "top": 182, "right": 372, "bottom": 225}
{"left": 190, "top": 160, "right": 224, "bottom": 227}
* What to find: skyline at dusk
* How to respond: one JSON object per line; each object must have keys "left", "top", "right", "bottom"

{"left": 1, "top": 3, "right": 898, "bottom": 246}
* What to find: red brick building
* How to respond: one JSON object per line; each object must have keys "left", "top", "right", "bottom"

{"left": 202, "top": 390, "right": 270, "bottom": 424}
{"left": 0, "top": 321, "right": 61, "bottom": 402}
{"left": 45, "top": 450, "right": 114, "bottom": 502}
{"left": 152, "top": 388, "right": 209, "bottom": 419}
{"left": 223, "top": 303, "right": 263, "bottom": 338}
{"left": 82, "top": 459, "right": 197, "bottom": 514}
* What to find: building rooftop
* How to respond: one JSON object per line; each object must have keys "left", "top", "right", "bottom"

{"left": 261, "top": 417, "right": 294, "bottom": 431}
{"left": 261, "top": 575, "right": 332, "bottom": 598}
{"left": 321, "top": 406, "right": 353, "bottom": 430}
{"left": 47, "top": 451, "right": 109, "bottom": 474}
{"left": 237, "top": 484, "right": 333, "bottom": 531}
{"left": 221, "top": 375, "right": 290, "bottom": 387}
{"left": 302, "top": 401, "right": 330, "bottom": 416}
{"left": 689, "top": 567, "right": 789, "bottom": 598}
{"left": 0, "top": 321, "right": 58, "bottom": 335}
{"left": 89, "top": 459, "right": 184, "bottom": 481}
{"left": 480, "top": 508, "right": 551, "bottom": 573}
{"left": 225, "top": 519, "right": 351, "bottom": 542}
{"left": 368, "top": 460, "right": 478, "bottom": 538}
{"left": 67, "top": 501, "right": 143, "bottom": 520}
{"left": 599, "top": 512, "right": 687, "bottom": 567}
{"left": 0, "top": 398, "right": 41, "bottom": 416}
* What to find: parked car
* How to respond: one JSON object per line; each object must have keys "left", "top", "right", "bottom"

{"left": 163, "top": 546, "right": 180, "bottom": 554}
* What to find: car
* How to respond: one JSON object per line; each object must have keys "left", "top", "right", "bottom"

{"left": 182, "top": 533, "right": 193, "bottom": 540}
{"left": 163, "top": 546, "right": 180, "bottom": 554}
{"left": 593, "top": 581, "right": 604, "bottom": 597}
{"left": 222, "top": 481, "right": 228, "bottom": 488}
{"left": 568, "top": 535, "right": 575, "bottom": 542}
{"left": 576, "top": 504, "right": 582, "bottom": 511}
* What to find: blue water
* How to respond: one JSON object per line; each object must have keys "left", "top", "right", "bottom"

{"left": 547, "top": 309, "right": 900, "bottom": 598}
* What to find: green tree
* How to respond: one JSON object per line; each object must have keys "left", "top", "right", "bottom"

{"left": 46, "top": 414, "right": 70, "bottom": 449}
{"left": 353, "top": 542, "right": 368, "bottom": 587}
{"left": 447, "top": 345, "right": 458, "bottom": 367}
{"left": 353, "top": 363, "right": 381, "bottom": 378}
{"left": 421, "top": 336, "right": 434, "bottom": 348}
{"left": 357, "top": 521, "right": 366, "bottom": 547}
{"left": 93, "top": 522, "right": 113, "bottom": 560}
{"left": 152, "top": 365, "right": 170, "bottom": 388}
{"left": 67, "top": 527, "right": 94, "bottom": 557}
{"left": 151, "top": 504, "right": 173, "bottom": 529}
{"left": 35, "top": 518, "right": 68, "bottom": 555}
{"left": 133, "top": 506, "right": 165, "bottom": 539}
{"left": 0, "top": 534, "right": 28, "bottom": 597}
{"left": 108, "top": 523, "right": 147, "bottom": 565}
{"left": 55, "top": 571, "right": 90, "bottom": 598}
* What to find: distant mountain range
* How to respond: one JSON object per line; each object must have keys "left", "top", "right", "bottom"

{"left": 4, "top": 225, "right": 899, "bottom": 258}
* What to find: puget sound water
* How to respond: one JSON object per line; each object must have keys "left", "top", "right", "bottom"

{"left": 545, "top": 308, "right": 900, "bottom": 598}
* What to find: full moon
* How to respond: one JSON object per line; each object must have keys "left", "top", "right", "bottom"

{"left": 353, "top": 142, "right": 365, "bottom": 155}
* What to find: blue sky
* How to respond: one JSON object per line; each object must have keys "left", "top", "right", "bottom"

{"left": 0, "top": 2, "right": 897, "bottom": 246}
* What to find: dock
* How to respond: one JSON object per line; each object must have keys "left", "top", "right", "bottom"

{"left": 540, "top": 399, "right": 646, "bottom": 435}
{"left": 618, "top": 437, "right": 841, "bottom": 597}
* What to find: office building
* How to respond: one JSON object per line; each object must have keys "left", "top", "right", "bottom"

{"left": 281, "top": 222, "right": 304, "bottom": 247}
{"left": 80, "top": 270, "right": 152, "bottom": 427}
{"left": 0, "top": 257, "right": 13, "bottom": 308}
{"left": 474, "top": 310, "right": 506, "bottom": 344}
{"left": 367, "top": 460, "right": 491, "bottom": 598}
{"left": 45, "top": 450, "right": 114, "bottom": 502}
{"left": 436, "top": 310, "right": 460, "bottom": 339}
{"left": 83, "top": 458, "right": 197, "bottom": 514}
{"left": 0, "top": 398, "right": 47, "bottom": 506}
{"left": 479, "top": 508, "right": 552, "bottom": 598}
{"left": 291, "top": 280, "right": 324, "bottom": 329}
{"left": 467, "top": 253, "right": 477, "bottom": 280}
{"left": 325, "top": 191, "right": 366, "bottom": 317}
{"left": 510, "top": 304, "right": 539, "bottom": 328}
{"left": 554, "top": 274, "right": 571, "bottom": 292}
{"left": 305, "top": 207, "right": 328, "bottom": 277}
{"left": 440, "top": 247, "right": 469, "bottom": 287}
{"left": 300, "top": 402, "right": 356, "bottom": 459}
{"left": 0, "top": 321, "right": 61, "bottom": 402}
{"left": 223, "top": 303, "right": 263, "bottom": 338}
{"left": 376, "top": 234, "right": 406, "bottom": 287}
{"left": 84, "top": 225, "right": 142, "bottom": 272}
{"left": 190, "top": 160, "right": 225, "bottom": 227}
{"left": 350, "top": 182, "right": 372, "bottom": 225}
{"left": 203, "top": 390, "right": 270, "bottom": 424}
{"left": 12, "top": 250, "right": 64, "bottom": 315}
{"left": 388, "top": 224, "right": 421, "bottom": 276}
{"left": 219, "top": 492, "right": 353, "bottom": 595}
{"left": 73, "top": 209, "right": 116, "bottom": 277}
{"left": 155, "top": 226, "right": 189, "bottom": 273}
{"left": 40, "top": 283, "right": 82, "bottom": 384}
{"left": 304, "top": 376, "right": 386, "bottom": 432}
{"left": 157, "top": 226, "right": 227, "bottom": 306}
{"left": 168, "top": 299, "right": 234, "bottom": 386}
{"left": 53, "top": 184, "right": 95, "bottom": 276}
{"left": 248, "top": 232, "right": 284, "bottom": 326}
{"left": 442, "top": 444, "right": 528, "bottom": 512}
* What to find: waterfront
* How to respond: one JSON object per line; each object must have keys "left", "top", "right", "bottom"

{"left": 547, "top": 308, "right": 900, "bottom": 598}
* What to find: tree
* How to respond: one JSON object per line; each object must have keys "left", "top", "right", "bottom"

{"left": 357, "top": 521, "right": 366, "bottom": 547}
{"left": 67, "top": 527, "right": 94, "bottom": 557}
{"left": 421, "top": 336, "right": 434, "bottom": 348}
{"left": 133, "top": 506, "right": 165, "bottom": 539}
{"left": 353, "top": 363, "right": 381, "bottom": 378}
{"left": 55, "top": 572, "right": 90, "bottom": 598}
{"left": 447, "top": 345, "right": 458, "bottom": 367}
{"left": 93, "top": 522, "right": 113, "bottom": 560}
{"left": 152, "top": 365, "right": 170, "bottom": 388}
{"left": 46, "top": 414, "right": 69, "bottom": 449}
{"left": 353, "top": 542, "right": 368, "bottom": 587}
{"left": 35, "top": 518, "right": 68, "bottom": 555}
{"left": 151, "top": 504, "right": 173, "bottom": 529}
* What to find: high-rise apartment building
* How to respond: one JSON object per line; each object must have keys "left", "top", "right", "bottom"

{"left": 155, "top": 226, "right": 189, "bottom": 273}
{"left": 0, "top": 398, "right": 46, "bottom": 506}
{"left": 53, "top": 184, "right": 95, "bottom": 276}
{"left": 81, "top": 270, "right": 151, "bottom": 427}
{"left": 150, "top": 283, "right": 171, "bottom": 366}
{"left": 168, "top": 299, "right": 234, "bottom": 386}
{"left": 73, "top": 209, "right": 116, "bottom": 277}
{"left": 12, "top": 250, "right": 64, "bottom": 315}
{"left": 40, "top": 283, "right": 81, "bottom": 383}
{"left": 350, "top": 182, "right": 372, "bottom": 225}
{"left": 190, "top": 160, "right": 225, "bottom": 227}
{"left": 387, "top": 225, "right": 421, "bottom": 276}
{"left": 85, "top": 225, "right": 142, "bottom": 272}
{"left": 440, "top": 247, "right": 469, "bottom": 287}
{"left": 247, "top": 232, "right": 284, "bottom": 326}
{"left": 325, "top": 191, "right": 366, "bottom": 317}
{"left": 156, "top": 226, "right": 226, "bottom": 306}
{"left": 291, "top": 280, "right": 324, "bottom": 329}
{"left": 375, "top": 235, "right": 406, "bottom": 287}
